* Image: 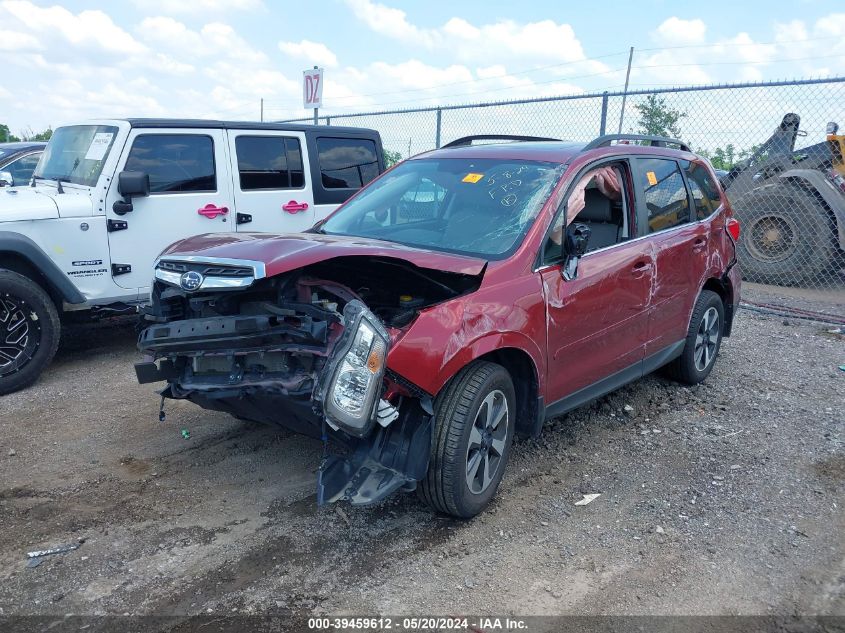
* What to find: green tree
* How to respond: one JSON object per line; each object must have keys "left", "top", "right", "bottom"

{"left": 0, "top": 124, "right": 21, "bottom": 143}
{"left": 635, "top": 94, "right": 687, "bottom": 139}
{"left": 29, "top": 128, "right": 53, "bottom": 141}
{"left": 383, "top": 149, "right": 403, "bottom": 168}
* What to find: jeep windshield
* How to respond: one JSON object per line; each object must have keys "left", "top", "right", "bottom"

{"left": 34, "top": 125, "right": 119, "bottom": 187}
{"left": 319, "top": 158, "right": 563, "bottom": 259}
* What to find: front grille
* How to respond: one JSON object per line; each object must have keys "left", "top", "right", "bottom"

{"left": 157, "top": 260, "right": 253, "bottom": 278}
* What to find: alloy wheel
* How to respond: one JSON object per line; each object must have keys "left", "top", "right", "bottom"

{"left": 465, "top": 389, "right": 509, "bottom": 495}
{"left": 694, "top": 307, "right": 720, "bottom": 372}
{"left": 0, "top": 294, "right": 39, "bottom": 377}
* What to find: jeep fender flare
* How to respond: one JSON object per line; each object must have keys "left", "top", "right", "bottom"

{"left": 779, "top": 168, "right": 845, "bottom": 250}
{"left": 0, "top": 231, "right": 86, "bottom": 305}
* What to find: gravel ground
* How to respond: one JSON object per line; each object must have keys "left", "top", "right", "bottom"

{"left": 0, "top": 301, "right": 842, "bottom": 626}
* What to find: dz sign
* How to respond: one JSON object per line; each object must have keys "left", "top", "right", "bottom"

{"left": 303, "top": 68, "right": 324, "bottom": 109}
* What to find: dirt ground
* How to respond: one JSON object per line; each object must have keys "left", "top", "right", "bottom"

{"left": 0, "top": 299, "right": 843, "bottom": 626}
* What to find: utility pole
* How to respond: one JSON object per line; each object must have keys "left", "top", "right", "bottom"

{"left": 618, "top": 47, "right": 634, "bottom": 134}
{"left": 260, "top": 98, "right": 264, "bottom": 122}
{"left": 313, "top": 65, "right": 319, "bottom": 126}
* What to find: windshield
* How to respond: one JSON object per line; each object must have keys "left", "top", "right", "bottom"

{"left": 34, "top": 125, "right": 119, "bottom": 187}
{"left": 320, "top": 158, "right": 563, "bottom": 259}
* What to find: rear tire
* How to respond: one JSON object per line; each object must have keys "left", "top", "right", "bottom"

{"left": 733, "top": 185, "right": 836, "bottom": 286}
{"left": 665, "top": 290, "right": 724, "bottom": 385}
{"left": 418, "top": 361, "right": 515, "bottom": 518}
{"left": 0, "top": 270, "right": 60, "bottom": 395}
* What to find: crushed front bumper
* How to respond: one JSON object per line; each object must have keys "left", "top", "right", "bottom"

{"left": 135, "top": 300, "right": 433, "bottom": 506}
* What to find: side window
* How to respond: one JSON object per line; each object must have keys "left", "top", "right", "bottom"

{"left": 235, "top": 136, "right": 304, "bottom": 190}
{"left": 638, "top": 158, "right": 689, "bottom": 233}
{"left": 125, "top": 134, "right": 215, "bottom": 193}
{"left": 542, "top": 162, "right": 629, "bottom": 263}
{"left": 317, "top": 137, "right": 379, "bottom": 189}
{"left": 6, "top": 154, "right": 41, "bottom": 182}
{"left": 682, "top": 160, "right": 722, "bottom": 220}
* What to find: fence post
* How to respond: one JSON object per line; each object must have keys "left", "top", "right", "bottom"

{"left": 435, "top": 108, "right": 442, "bottom": 148}
{"left": 326, "top": 117, "right": 331, "bottom": 126}
{"left": 599, "top": 92, "right": 608, "bottom": 136}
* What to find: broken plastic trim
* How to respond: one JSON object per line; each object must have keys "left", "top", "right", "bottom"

{"left": 317, "top": 397, "right": 433, "bottom": 506}
{"left": 316, "top": 299, "right": 391, "bottom": 438}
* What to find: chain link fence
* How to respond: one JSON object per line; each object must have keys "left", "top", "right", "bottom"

{"left": 283, "top": 78, "right": 845, "bottom": 309}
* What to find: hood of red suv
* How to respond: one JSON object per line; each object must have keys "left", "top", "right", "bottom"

{"left": 160, "top": 231, "right": 487, "bottom": 277}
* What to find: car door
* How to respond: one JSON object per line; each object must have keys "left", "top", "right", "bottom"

{"left": 227, "top": 130, "right": 316, "bottom": 233}
{"left": 311, "top": 135, "right": 382, "bottom": 223}
{"left": 540, "top": 160, "right": 655, "bottom": 405}
{"left": 105, "top": 128, "right": 233, "bottom": 290}
{"left": 632, "top": 157, "right": 709, "bottom": 357}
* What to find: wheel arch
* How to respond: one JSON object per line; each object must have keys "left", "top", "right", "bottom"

{"left": 434, "top": 337, "right": 544, "bottom": 439}
{"left": 0, "top": 232, "right": 86, "bottom": 308}
{"left": 701, "top": 276, "right": 735, "bottom": 337}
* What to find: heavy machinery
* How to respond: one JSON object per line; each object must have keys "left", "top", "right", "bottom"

{"left": 721, "top": 113, "right": 845, "bottom": 286}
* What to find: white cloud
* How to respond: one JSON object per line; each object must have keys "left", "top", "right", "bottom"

{"left": 344, "top": 0, "right": 437, "bottom": 47}
{"left": 279, "top": 39, "right": 338, "bottom": 68}
{"left": 0, "top": 0, "right": 147, "bottom": 56}
{"left": 0, "top": 28, "right": 40, "bottom": 51}
{"left": 654, "top": 17, "right": 707, "bottom": 45}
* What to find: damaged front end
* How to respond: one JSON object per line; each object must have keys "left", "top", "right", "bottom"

{"left": 135, "top": 254, "right": 478, "bottom": 506}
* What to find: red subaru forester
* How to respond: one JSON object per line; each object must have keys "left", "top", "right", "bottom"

{"left": 136, "top": 133, "right": 741, "bottom": 518}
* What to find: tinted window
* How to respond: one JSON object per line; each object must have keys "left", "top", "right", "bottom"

{"left": 125, "top": 134, "right": 215, "bottom": 193}
{"left": 682, "top": 160, "right": 722, "bottom": 220}
{"left": 639, "top": 158, "right": 689, "bottom": 233}
{"left": 317, "top": 137, "right": 378, "bottom": 189}
{"left": 6, "top": 153, "right": 41, "bottom": 183}
{"left": 235, "top": 136, "right": 304, "bottom": 190}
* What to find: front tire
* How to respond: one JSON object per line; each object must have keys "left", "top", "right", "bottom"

{"left": 665, "top": 289, "right": 724, "bottom": 385}
{"left": 418, "top": 361, "right": 515, "bottom": 518}
{"left": 0, "top": 271, "right": 61, "bottom": 395}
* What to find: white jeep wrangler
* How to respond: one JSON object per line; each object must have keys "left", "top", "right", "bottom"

{"left": 0, "top": 119, "right": 385, "bottom": 394}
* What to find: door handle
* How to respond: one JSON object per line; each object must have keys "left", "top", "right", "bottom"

{"left": 282, "top": 200, "right": 309, "bottom": 214}
{"left": 198, "top": 204, "right": 229, "bottom": 219}
{"left": 631, "top": 260, "right": 652, "bottom": 278}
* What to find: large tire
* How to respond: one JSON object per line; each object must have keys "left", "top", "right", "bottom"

{"left": 664, "top": 290, "right": 724, "bottom": 385}
{"left": 0, "top": 270, "right": 61, "bottom": 395}
{"left": 732, "top": 185, "right": 836, "bottom": 286}
{"left": 418, "top": 361, "right": 515, "bottom": 518}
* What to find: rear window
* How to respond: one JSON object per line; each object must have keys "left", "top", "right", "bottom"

{"left": 125, "top": 134, "right": 216, "bottom": 193}
{"left": 638, "top": 158, "right": 690, "bottom": 233}
{"left": 682, "top": 160, "right": 722, "bottom": 219}
{"left": 317, "top": 137, "right": 379, "bottom": 189}
{"left": 235, "top": 135, "right": 304, "bottom": 190}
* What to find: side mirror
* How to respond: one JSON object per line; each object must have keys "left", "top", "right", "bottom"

{"left": 113, "top": 171, "right": 150, "bottom": 215}
{"left": 0, "top": 171, "right": 13, "bottom": 187}
{"left": 562, "top": 222, "right": 591, "bottom": 281}
{"left": 117, "top": 171, "right": 150, "bottom": 198}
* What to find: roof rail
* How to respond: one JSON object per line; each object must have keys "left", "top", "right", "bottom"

{"left": 442, "top": 134, "right": 562, "bottom": 148}
{"left": 583, "top": 134, "right": 691, "bottom": 153}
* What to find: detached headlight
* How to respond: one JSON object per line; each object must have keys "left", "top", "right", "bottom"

{"left": 322, "top": 300, "right": 389, "bottom": 436}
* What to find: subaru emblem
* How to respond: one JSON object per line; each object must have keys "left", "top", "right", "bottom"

{"left": 179, "top": 270, "right": 204, "bottom": 292}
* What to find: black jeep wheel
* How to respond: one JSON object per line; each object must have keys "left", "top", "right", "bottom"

{"left": 418, "top": 361, "right": 515, "bottom": 519}
{"left": 733, "top": 185, "right": 836, "bottom": 286}
{"left": 0, "top": 271, "right": 60, "bottom": 395}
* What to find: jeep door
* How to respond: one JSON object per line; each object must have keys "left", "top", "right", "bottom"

{"left": 631, "top": 157, "right": 710, "bottom": 356}
{"left": 540, "top": 161, "right": 655, "bottom": 406}
{"left": 227, "top": 130, "right": 316, "bottom": 233}
{"left": 105, "top": 128, "right": 233, "bottom": 291}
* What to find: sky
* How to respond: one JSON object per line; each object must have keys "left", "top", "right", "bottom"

{"left": 1, "top": 0, "right": 844, "bottom": 135}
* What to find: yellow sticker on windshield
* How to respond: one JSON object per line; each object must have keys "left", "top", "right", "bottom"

{"left": 462, "top": 173, "right": 484, "bottom": 183}
{"left": 646, "top": 171, "right": 658, "bottom": 186}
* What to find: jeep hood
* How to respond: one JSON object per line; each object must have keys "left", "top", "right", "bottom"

{"left": 160, "top": 231, "right": 487, "bottom": 277}
{"left": 1, "top": 186, "right": 92, "bottom": 221}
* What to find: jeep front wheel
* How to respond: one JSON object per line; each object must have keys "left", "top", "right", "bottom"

{"left": 0, "top": 270, "right": 61, "bottom": 395}
{"left": 418, "top": 361, "right": 515, "bottom": 518}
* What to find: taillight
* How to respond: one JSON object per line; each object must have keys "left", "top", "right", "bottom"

{"left": 726, "top": 218, "right": 740, "bottom": 241}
